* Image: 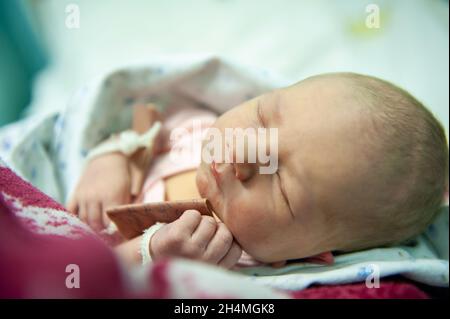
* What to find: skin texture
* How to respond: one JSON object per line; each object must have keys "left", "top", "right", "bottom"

{"left": 71, "top": 76, "right": 371, "bottom": 267}
{"left": 196, "top": 77, "right": 370, "bottom": 262}
{"left": 68, "top": 104, "right": 161, "bottom": 230}
{"left": 150, "top": 210, "right": 242, "bottom": 268}
{"left": 67, "top": 152, "right": 132, "bottom": 231}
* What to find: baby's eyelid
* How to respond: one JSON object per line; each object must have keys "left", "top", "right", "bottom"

{"left": 256, "top": 101, "right": 265, "bottom": 127}
{"left": 277, "top": 172, "right": 295, "bottom": 218}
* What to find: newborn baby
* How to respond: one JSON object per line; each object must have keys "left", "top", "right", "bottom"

{"left": 68, "top": 72, "right": 449, "bottom": 268}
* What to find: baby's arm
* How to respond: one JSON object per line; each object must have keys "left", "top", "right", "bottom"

{"left": 67, "top": 152, "right": 132, "bottom": 231}
{"left": 67, "top": 104, "right": 161, "bottom": 231}
{"left": 114, "top": 210, "right": 242, "bottom": 269}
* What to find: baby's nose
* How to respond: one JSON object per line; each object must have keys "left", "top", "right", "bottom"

{"left": 233, "top": 162, "right": 257, "bottom": 182}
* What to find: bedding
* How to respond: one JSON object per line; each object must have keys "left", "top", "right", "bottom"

{"left": 0, "top": 157, "right": 431, "bottom": 298}
{"left": 0, "top": 57, "right": 448, "bottom": 294}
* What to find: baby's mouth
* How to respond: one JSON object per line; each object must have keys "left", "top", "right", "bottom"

{"left": 210, "top": 161, "right": 222, "bottom": 189}
{"left": 203, "top": 198, "right": 221, "bottom": 222}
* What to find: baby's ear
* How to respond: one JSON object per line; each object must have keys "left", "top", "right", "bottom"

{"left": 305, "top": 251, "right": 334, "bottom": 265}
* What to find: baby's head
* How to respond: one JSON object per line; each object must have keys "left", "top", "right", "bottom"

{"left": 196, "top": 72, "right": 449, "bottom": 263}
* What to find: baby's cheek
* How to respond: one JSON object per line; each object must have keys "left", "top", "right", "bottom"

{"left": 224, "top": 200, "right": 272, "bottom": 252}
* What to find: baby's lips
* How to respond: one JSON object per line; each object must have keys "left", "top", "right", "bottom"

{"left": 211, "top": 161, "right": 236, "bottom": 180}
{"left": 210, "top": 161, "right": 221, "bottom": 185}
{"left": 210, "top": 161, "right": 234, "bottom": 189}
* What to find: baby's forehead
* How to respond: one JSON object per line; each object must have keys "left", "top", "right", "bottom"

{"left": 263, "top": 83, "right": 363, "bottom": 135}
{"left": 268, "top": 84, "right": 369, "bottom": 164}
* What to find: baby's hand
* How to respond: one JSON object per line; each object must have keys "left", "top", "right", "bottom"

{"left": 67, "top": 152, "right": 132, "bottom": 232}
{"left": 150, "top": 210, "right": 242, "bottom": 269}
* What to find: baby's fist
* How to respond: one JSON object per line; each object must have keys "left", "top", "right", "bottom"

{"left": 150, "top": 210, "right": 242, "bottom": 268}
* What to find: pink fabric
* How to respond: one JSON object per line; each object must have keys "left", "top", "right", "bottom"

{"left": 138, "top": 106, "right": 216, "bottom": 203}
{"left": 290, "top": 281, "right": 429, "bottom": 299}
{"left": 0, "top": 164, "right": 225, "bottom": 298}
{"left": 0, "top": 165, "right": 125, "bottom": 298}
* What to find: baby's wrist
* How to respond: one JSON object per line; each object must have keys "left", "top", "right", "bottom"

{"left": 140, "top": 222, "right": 165, "bottom": 265}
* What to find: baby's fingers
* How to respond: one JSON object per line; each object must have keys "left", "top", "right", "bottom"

{"left": 218, "top": 241, "right": 242, "bottom": 269}
{"left": 203, "top": 222, "right": 233, "bottom": 263}
{"left": 173, "top": 210, "right": 202, "bottom": 235}
{"left": 87, "top": 202, "right": 104, "bottom": 232}
{"left": 78, "top": 202, "right": 88, "bottom": 224}
{"left": 102, "top": 210, "right": 111, "bottom": 228}
{"left": 191, "top": 216, "right": 217, "bottom": 250}
{"left": 66, "top": 196, "right": 78, "bottom": 215}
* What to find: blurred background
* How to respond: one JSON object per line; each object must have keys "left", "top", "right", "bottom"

{"left": 0, "top": 0, "right": 448, "bottom": 135}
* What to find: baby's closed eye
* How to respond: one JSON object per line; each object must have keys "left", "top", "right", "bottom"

{"left": 275, "top": 170, "right": 294, "bottom": 218}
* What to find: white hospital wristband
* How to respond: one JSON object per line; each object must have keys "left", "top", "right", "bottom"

{"left": 140, "top": 222, "right": 165, "bottom": 265}
{"left": 86, "top": 121, "right": 161, "bottom": 162}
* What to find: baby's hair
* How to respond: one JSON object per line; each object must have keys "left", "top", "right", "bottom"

{"left": 315, "top": 73, "right": 448, "bottom": 250}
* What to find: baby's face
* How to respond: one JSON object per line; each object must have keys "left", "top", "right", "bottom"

{"left": 196, "top": 78, "right": 368, "bottom": 262}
